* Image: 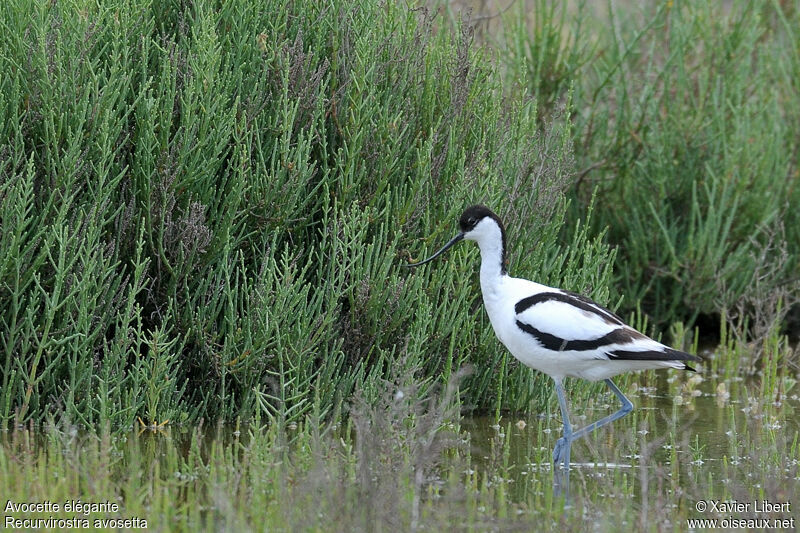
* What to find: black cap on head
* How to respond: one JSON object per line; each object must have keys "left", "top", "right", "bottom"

{"left": 458, "top": 205, "right": 507, "bottom": 274}
{"left": 459, "top": 205, "right": 498, "bottom": 233}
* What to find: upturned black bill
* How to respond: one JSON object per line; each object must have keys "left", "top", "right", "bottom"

{"left": 406, "top": 233, "right": 464, "bottom": 267}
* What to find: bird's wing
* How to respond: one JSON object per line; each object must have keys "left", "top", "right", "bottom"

{"left": 560, "top": 289, "right": 625, "bottom": 324}
{"left": 513, "top": 290, "right": 649, "bottom": 353}
{"left": 514, "top": 290, "right": 699, "bottom": 363}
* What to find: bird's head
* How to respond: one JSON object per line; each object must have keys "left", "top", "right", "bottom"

{"left": 406, "top": 205, "right": 506, "bottom": 268}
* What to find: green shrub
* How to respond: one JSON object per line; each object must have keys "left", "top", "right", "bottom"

{"left": 0, "top": 0, "right": 615, "bottom": 427}
{"left": 4, "top": 0, "right": 794, "bottom": 428}
{"left": 518, "top": 1, "right": 799, "bottom": 327}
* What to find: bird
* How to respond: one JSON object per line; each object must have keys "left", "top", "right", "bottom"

{"left": 406, "top": 205, "right": 700, "bottom": 481}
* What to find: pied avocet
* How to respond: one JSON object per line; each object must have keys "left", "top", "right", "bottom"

{"left": 407, "top": 205, "right": 700, "bottom": 478}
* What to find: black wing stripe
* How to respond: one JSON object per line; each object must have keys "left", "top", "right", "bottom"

{"left": 562, "top": 290, "right": 625, "bottom": 324}
{"left": 515, "top": 292, "right": 624, "bottom": 326}
{"left": 609, "top": 348, "right": 701, "bottom": 363}
{"left": 516, "top": 321, "right": 644, "bottom": 352}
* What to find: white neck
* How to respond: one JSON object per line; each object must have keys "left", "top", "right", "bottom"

{"left": 473, "top": 223, "right": 507, "bottom": 297}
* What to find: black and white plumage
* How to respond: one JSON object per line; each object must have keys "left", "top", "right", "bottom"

{"left": 407, "top": 205, "right": 700, "bottom": 483}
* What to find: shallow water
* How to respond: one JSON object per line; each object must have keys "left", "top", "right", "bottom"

{"left": 460, "top": 373, "right": 800, "bottom": 504}
{"left": 2, "top": 368, "right": 798, "bottom": 530}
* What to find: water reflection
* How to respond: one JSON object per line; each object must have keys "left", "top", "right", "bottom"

{"left": 460, "top": 374, "right": 800, "bottom": 504}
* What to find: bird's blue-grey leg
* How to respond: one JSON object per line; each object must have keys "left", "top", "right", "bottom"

{"left": 552, "top": 379, "right": 632, "bottom": 499}
{"left": 553, "top": 379, "right": 633, "bottom": 467}
{"left": 552, "top": 379, "right": 572, "bottom": 500}
{"left": 552, "top": 380, "right": 573, "bottom": 470}
{"left": 569, "top": 379, "right": 633, "bottom": 442}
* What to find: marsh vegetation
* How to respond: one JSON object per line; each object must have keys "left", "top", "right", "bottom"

{"left": 1, "top": 0, "right": 798, "bottom": 530}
